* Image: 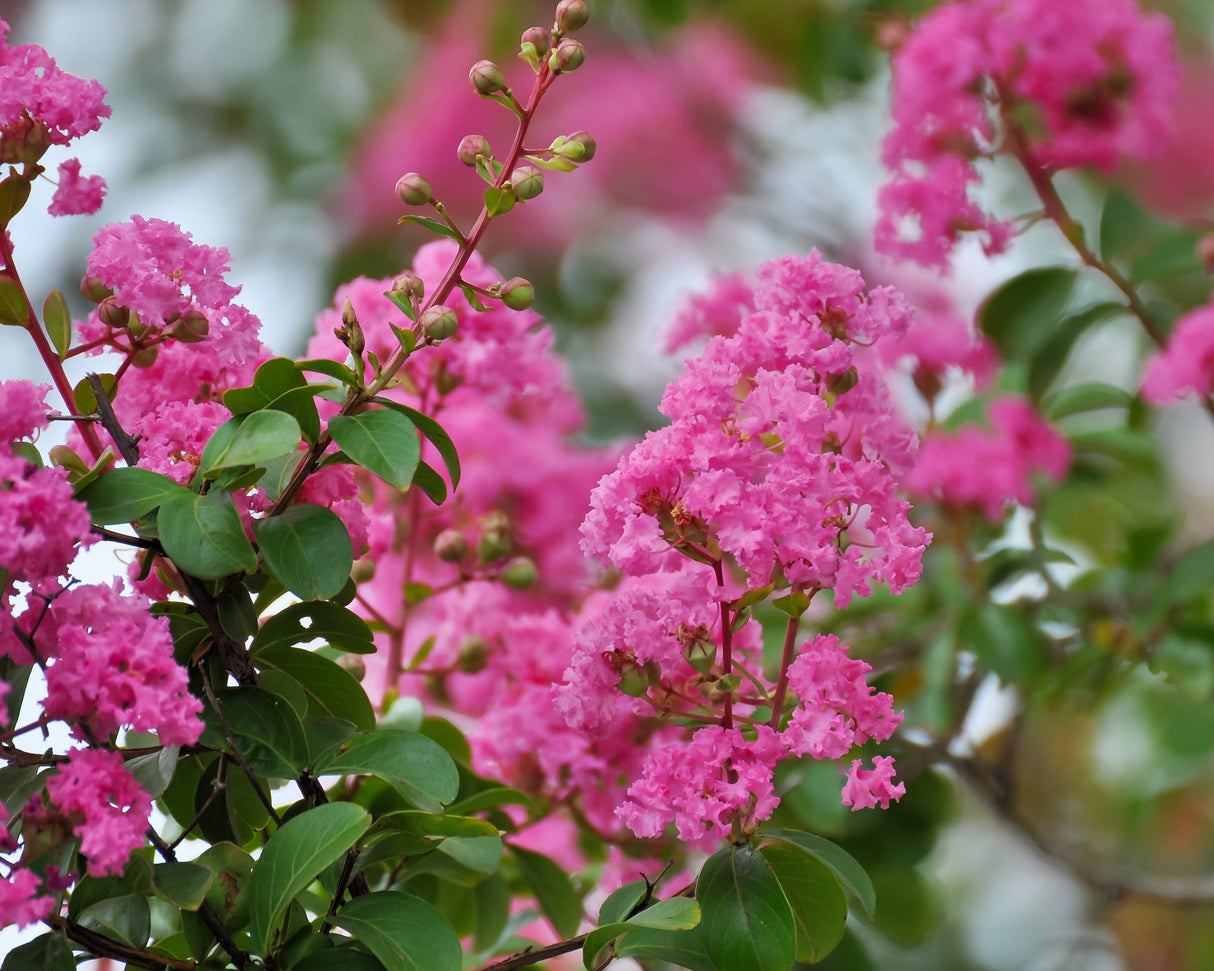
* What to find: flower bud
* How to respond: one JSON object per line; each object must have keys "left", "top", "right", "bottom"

{"left": 131, "top": 344, "right": 160, "bottom": 368}
{"left": 97, "top": 295, "right": 129, "bottom": 329}
{"left": 351, "top": 557, "right": 377, "bottom": 583}
{"left": 80, "top": 275, "right": 112, "bottom": 304}
{"left": 826, "top": 365, "right": 859, "bottom": 397}
{"left": 469, "top": 59, "right": 506, "bottom": 95}
{"left": 555, "top": 0, "right": 590, "bottom": 34}
{"left": 336, "top": 653, "right": 366, "bottom": 682}
{"left": 171, "top": 309, "right": 209, "bottom": 343}
{"left": 391, "top": 271, "right": 425, "bottom": 302}
{"left": 433, "top": 528, "right": 468, "bottom": 563}
{"left": 457, "top": 635, "right": 491, "bottom": 674}
{"left": 499, "top": 277, "right": 535, "bottom": 311}
{"left": 477, "top": 511, "right": 513, "bottom": 563}
{"left": 521, "top": 26, "right": 552, "bottom": 58}
{"left": 554, "top": 130, "right": 596, "bottom": 162}
{"left": 420, "top": 304, "right": 458, "bottom": 341}
{"left": 395, "top": 172, "right": 432, "bottom": 207}
{"left": 434, "top": 361, "right": 463, "bottom": 395}
{"left": 510, "top": 165, "right": 544, "bottom": 201}
{"left": 548, "top": 38, "right": 585, "bottom": 74}
{"left": 457, "top": 134, "right": 492, "bottom": 167}
{"left": 500, "top": 556, "right": 538, "bottom": 590}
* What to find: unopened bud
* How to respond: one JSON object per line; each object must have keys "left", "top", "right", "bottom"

{"left": 826, "top": 366, "right": 859, "bottom": 397}
{"left": 433, "top": 528, "right": 468, "bottom": 563}
{"left": 336, "top": 653, "right": 366, "bottom": 682}
{"left": 555, "top": 0, "right": 590, "bottom": 34}
{"left": 1198, "top": 231, "right": 1214, "bottom": 273}
{"left": 395, "top": 172, "right": 432, "bottom": 206}
{"left": 469, "top": 59, "right": 506, "bottom": 95}
{"left": 500, "top": 556, "right": 538, "bottom": 590}
{"left": 477, "top": 511, "right": 513, "bottom": 563}
{"left": 351, "top": 557, "right": 377, "bottom": 583}
{"left": 80, "top": 275, "right": 111, "bottom": 304}
{"left": 457, "top": 134, "right": 492, "bottom": 167}
{"left": 171, "top": 309, "right": 209, "bottom": 343}
{"left": 554, "top": 130, "right": 596, "bottom": 162}
{"left": 458, "top": 635, "right": 491, "bottom": 674}
{"left": 521, "top": 26, "right": 552, "bottom": 59}
{"left": 874, "top": 14, "right": 911, "bottom": 53}
{"left": 499, "top": 277, "right": 535, "bottom": 311}
{"left": 98, "top": 296, "right": 129, "bottom": 329}
{"left": 391, "top": 271, "right": 425, "bottom": 302}
{"left": 549, "top": 38, "right": 585, "bottom": 74}
{"left": 420, "top": 305, "right": 458, "bottom": 341}
{"left": 131, "top": 344, "right": 160, "bottom": 368}
{"left": 510, "top": 165, "right": 544, "bottom": 201}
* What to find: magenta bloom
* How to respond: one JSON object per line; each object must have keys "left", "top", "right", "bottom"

{"left": 0, "top": 869, "right": 55, "bottom": 931}
{"left": 1141, "top": 301, "right": 1214, "bottom": 404}
{"left": 842, "top": 755, "right": 906, "bottom": 810}
{"left": 48, "top": 157, "right": 105, "bottom": 216}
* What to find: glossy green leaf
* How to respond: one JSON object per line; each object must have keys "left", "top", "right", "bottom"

{"left": 0, "top": 277, "right": 29, "bottom": 327}
{"left": 125, "top": 744, "right": 179, "bottom": 799}
{"left": 255, "top": 646, "right": 375, "bottom": 733}
{"left": 224, "top": 357, "right": 305, "bottom": 410}
{"left": 206, "top": 686, "right": 309, "bottom": 777}
{"left": 294, "top": 946, "right": 388, "bottom": 971}
{"left": 79, "top": 894, "right": 152, "bottom": 949}
{"left": 1167, "top": 540, "right": 1214, "bottom": 607}
{"left": 599, "top": 880, "right": 649, "bottom": 926}
{"left": 697, "top": 843, "right": 796, "bottom": 971}
{"left": 151, "top": 862, "right": 214, "bottom": 911}
{"left": 330, "top": 890, "right": 461, "bottom": 971}
{"left": 614, "top": 926, "right": 718, "bottom": 971}
{"left": 247, "top": 802, "right": 371, "bottom": 953}
{"left": 761, "top": 843, "right": 846, "bottom": 962}
{"left": 1026, "top": 302, "right": 1125, "bottom": 402}
{"left": 251, "top": 601, "right": 376, "bottom": 657}
{"left": 958, "top": 602, "right": 1045, "bottom": 685}
{"left": 1042, "top": 381, "right": 1133, "bottom": 422}
{"left": 43, "top": 290, "right": 72, "bottom": 359}
{"left": 583, "top": 899, "right": 703, "bottom": 970}
{"left": 760, "top": 829, "right": 876, "bottom": 919}
{"left": 978, "top": 267, "right": 1077, "bottom": 364}
{"left": 158, "top": 489, "right": 258, "bottom": 578}
{"left": 328, "top": 409, "right": 420, "bottom": 491}
{"left": 397, "top": 213, "right": 465, "bottom": 243}
{"left": 410, "top": 460, "right": 447, "bottom": 504}
{"left": 1, "top": 932, "right": 75, "bottom": 971}
{"left": 197, "top": 416, "right": 241, "bottom": 478}
{"left": 315, "top": 729, "right": 458, "bottom": 811}
{"left": 72, "top": 373, "right": 117, "bottom": 413}
{"left": 507, "top": 844, "right": 582, "bottom": 938}
{"left": 473, "top": 872, "right": 511, "bottom": 953}
{"left": 483, "top": 186, "right": 516, "bottom": 217}
{"left": 372, "top": 399, "right": 461, "bottom": 491}
{"left": 446, "top": 786, "right": 533, "bottom": 816}
{"left": 253, "top": 504, "right": 353, "bottom": 600}
{"left": 207, "top": 409, "right": 302, "bottom": 472}
{"left": 0, "top": 174, "right": 32, "bottom": 230}
{"left": 77, "top": 467, "right": 190, "bottom": 524}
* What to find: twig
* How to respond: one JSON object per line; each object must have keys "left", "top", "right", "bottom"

{"left": 86, "top": 371, "right": 141, "bottom": 465}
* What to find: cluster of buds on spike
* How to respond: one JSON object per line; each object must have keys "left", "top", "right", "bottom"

{"left": 517, "top": 0, "right": 588, "bottom": 74}
{"left": 81, "top": 273, "right": 212, "bottom": 367}
{"left": 477, "top": 510, "right": 513, "bottom": 564}
{"left": 333, "top": 298, "right": 366, "bottom": 357}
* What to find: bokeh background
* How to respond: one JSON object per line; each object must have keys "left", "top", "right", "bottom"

{"left": 8, "top": 1, "right": 1214, "bottom": 968}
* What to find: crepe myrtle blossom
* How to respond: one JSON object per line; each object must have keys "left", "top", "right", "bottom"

{"left": 48, "top": 157, "right": 105, "bottom": 216}
{"left": 877, "top": 0, "right": 1180, "bottom": 268}
{"left": 1141, "top": 300, "right": 1214, "bottom": 404}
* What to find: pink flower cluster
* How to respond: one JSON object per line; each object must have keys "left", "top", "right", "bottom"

{"left": 0, "top": 17, "right": 109, "bottom": 214}
{"left": 1140, "top": 300, "right": 1214, "bottom": 404}
{"left": 877, "top": 0, "right": 1180, "bottom": 268}
{"left": 906, "top": 396, "right": 1071, "bottom": 520}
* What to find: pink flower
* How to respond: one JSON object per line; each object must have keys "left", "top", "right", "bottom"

{"left": 841, "top": 755, "right": 906, "bottom": 811}
{"left": 0, "top": 868, "right": 56, "bottom": 930}
{"left": 46, "top": 748, "right": 151, "bottom": 877}
{"left": 0, "top": 379, "right": 49, "bottom": 443}
{"left": 37, "top": 581, "right": 203, "bottom": 747}
{"left": 48, "top": 157, "right": 105, "bottom": 216}
{"left": 1141, "top": 301, "right": 1214, "bottom": 403}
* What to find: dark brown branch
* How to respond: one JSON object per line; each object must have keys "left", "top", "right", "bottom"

{"left": 46, "top": 913, "right": 195, "bottom": 970}
{"left": 87, "top": 371, "right": 141, "bottom": 465}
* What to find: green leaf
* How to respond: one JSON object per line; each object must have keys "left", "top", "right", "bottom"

{"left": 255, "top": 646, "right": 375, "bottom": 733}
{"left": 79, "top": 894, "right": 152, "bottom": 949}
{"left": 315, "top": 729, "right": 459, "bottom": 811}
{"left": 372, "top": 400, "right": 460, "bottom": 491}
{"left": 43, "top": 290, "right": 72, "bottom": 359}
{"left": 251, "top": 601, "right": 376, "bottom": 656}
{"left": 697, "top": 843, "right": 796, "bottom": 971}
{"left": 328, "top": 409, "right": 420, "bottom": 491}
{"left": 77, "top": 467, "right": 191, "bottom": 524}
{"left": 978, "top": 267, "right": 1078, "bottom": 364}
{"left": 253, "top": 504, "right": 353, "bottom": 601}
{"left": 411, "top": 461, "right": 448, "bottom": 504}
{"left": 507, "top": 844, "right": 582, "bottom": 938}
{"left": 0, "top": 174, "right": 32, "bottom": 230}
{"left": 1100, "top": 189, "right": 1163, "bottom": 262}
{"left": 760, "top": 829, "right": 876, "bottom": 920}
{"left": 397, "top": 213, "right": 465, "bottom": 243}
{"left": 297, "top": 358, "right": 358, "bottom": 387}
{"left": 599, "top": 880, "right": 648, "bottom": 926}
{"left": 0, "top": 277, "right": 30, "bottom": 327}
{"left": 157, "top": 489, "right": 258, "bottom": 578}
{"left": 207, "top": 686, "right": 309, "bottom": 777}
{"left": 206, "top": 409, "right": 302, "bottom": 472}
{"left": 1168, "top": 540, "right": 1214, "bottom": 607}
{"left": 446, "top": 786, "right": 533, "bottom": 817}
{"left": 958, "top": 602, "right": 1046, "bottom": 684}
{"left": 1026, "top": 302, "right": 1125, "bottom": 402}
{"left": 1, "top": 932, "right": 75, "bottom": 971}
{"left": 125, "top": 745, "right": 179, "bottom": 798}
{"left": 614, "top": 926, "right": 719, "bottom": 971}
{"left": 482, "top": 186, "right": 516, "bottom": 218}
{"left": 151, "top": 862, "right": 213, "bottom": 911}
{"left": 294, "top": 946, "right": 389, "bottom": 971}
{"left": 1043, "top": 381, "right": 1133, "bottom": 422}
{"left": 760, "top": 843, "right": 846, "bottom": 963}
{"left": 330, "top": 891, "right": 461, "bottom": 971}
{"left": 583, "top": 899, "right": 703, "bottom": 971}
{"left": 247, "top": 802, "right": 371, "bottom": 953}
{"left": 197, "top": 416, "right": 241, "bottom": 479}
{"left": 72, "top": 373, "right": 117, "bottom": 412}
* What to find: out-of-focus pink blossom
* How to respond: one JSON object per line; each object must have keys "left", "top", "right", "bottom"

{"left": 841, "top": 755, "right": 906, "bottom": 810}
{"left": 907, "top": 396, "right": 1071, "bottom": 519}
{"left": 1141, "top": 301, "right": 1214, "bottom": 404}
{"left": 0, "top": 868, "right": 55, "bottom": 930}
{"left": 48, "top": 157, "right": 105, "bottom": 216}
{"left": 45, "top": 748, "right": 151, "bottom": 877}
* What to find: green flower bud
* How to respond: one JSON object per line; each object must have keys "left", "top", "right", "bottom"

{"left": 511, "top": 165, "right": 544, "bottom": 201}
{"left": 477, "top": 510, "right": 513, "bottom": 563}
{"left": 499, "top": 276, "right": 535, "bottom": 311}
{"left": 395, "top": 172, "right": 432, "bottom": 206}
{"left": 500, "top": 556, "right": 538, "bottom": 590}
{"left": 420, "top": 304, "right": 459, "bottom": 341}
{"left": 616, "top": 658, "right": 651, "bottom": 698}
{"left": 171, "top": 309, "right": 209, "bottom": 343}
{"left": 678, "top": 623, "right": 717, "bottom": 675}
{"left": 458, "top": 635, "right": 491, "bottom": 674}
{"left": 97, "top": 296, "right": 129, "bottom": 329}
{"left": 350, "top": 557, "right": 377, "bottom": 583}
{"left": 336, "top": 653, "right": 366, "bottom": 682}
{"left": 521, "top": 26, "right": 552, "bottom": 59}
{"left": 457, "top": 134, "right": 492, "bottom": 167}
{"left": 554, "top": 130, "right": 596, "bottom": 162}
{"left": 433, "top": 528, "right": 468, "bottom": 563}
{"left": 555, "top": 0, "right": 590, "bottom": 34}
{"left": 80, "top": 275, "right": 112, "bottom": 304}
{"left": 131, "top": 344, "right": 160, "bottom": 368}
{"left": 391, "top": 271, "right": 425, "bottom": 302}
{"left": 469, "top": 59, "right": 506, "bottom": 95}
{"left": 548, "top": 38, "right": 585, "bottom": 74}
